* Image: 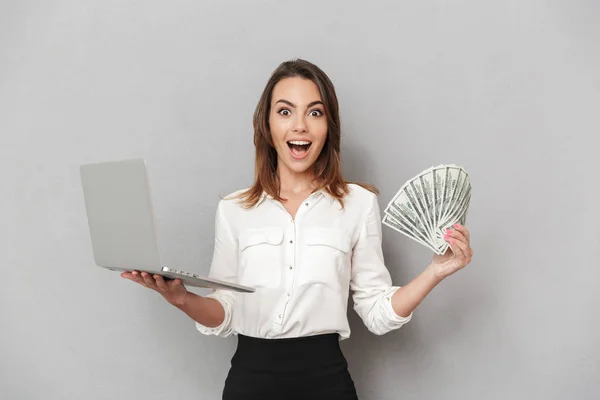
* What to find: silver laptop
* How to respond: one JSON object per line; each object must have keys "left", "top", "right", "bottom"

{"left": 79, "top": 158, "right": 254, "bottom": 293}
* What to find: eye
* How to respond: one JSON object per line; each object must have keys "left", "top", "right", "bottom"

{"left": 278, "top": 108, "right": 291, "bottom": 116}
{"left": 309, "top": 110, "right": 323, "bottom": 117}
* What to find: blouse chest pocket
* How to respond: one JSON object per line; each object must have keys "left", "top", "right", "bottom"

{"left": 300, "top": 228, "right": 352, "bottom": 291}
{"left": 238, "top": 227, "right": 284, "bottom": 288}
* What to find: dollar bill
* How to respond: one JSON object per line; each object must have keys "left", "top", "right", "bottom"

{"left": 382, "top": 213, "right": 439, "bottom": 253}
{"left": 383, "top": 164, "right": 471, "bottom": 256}
{"left": 399, "top": 180, "right": 435, "bottom": 243}
{"left": 432, "top": 167, "right": 445, "bottom": 230}
{"left": 443, "top": 168, "right": 469, "bottom": 224}
{"left": 436, "top": 185, "right": 471, "bottom": 245}
{"left": 439, "top": 165, "right": 462, "bottom": 224}
{"left": 416, "top": 169, "right": 436, "bottom": 238}
{"left": 384, "top": 187, "right": 432, "bottom": 243}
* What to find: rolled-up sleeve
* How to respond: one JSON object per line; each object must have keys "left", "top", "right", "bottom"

{"left": 350, "top": 193, "right": 412, "bottom": 335}
{"left": 195, "top": 200, "right": 238, "bottom": 337}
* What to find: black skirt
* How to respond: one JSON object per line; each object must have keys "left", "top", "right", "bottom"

{"left": 222, "top": 333, "right": 359, "bottom": 400}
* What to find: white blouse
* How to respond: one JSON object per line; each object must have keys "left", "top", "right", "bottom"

{"left": 196, "top": 184, "right": 412, "bottom": 340}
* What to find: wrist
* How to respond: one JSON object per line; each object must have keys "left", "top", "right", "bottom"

{"left": 172, "top": 290, "right": 192, "bottom": 309}
{"left": 426, "top": 263, "right": 445, "bottom": 284}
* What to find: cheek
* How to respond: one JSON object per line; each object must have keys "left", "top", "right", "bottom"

{"left": 312, "top": 124, "right": 328, "bottom": 150}
{"left": 308, "top": 118, "right": 328, "bottom": 137}
{"left": 269, "top": 118, "right": 286, "bottom": 144}
{"left": 312, "top": 141, "right": 327, "bottom": 158}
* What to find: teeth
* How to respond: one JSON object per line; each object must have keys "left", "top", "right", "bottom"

{"left": 288, "top": 140, "right": 311, "bottom": 145}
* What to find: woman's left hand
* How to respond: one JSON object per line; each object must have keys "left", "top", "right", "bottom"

{"left": 428, "top": 224, "right": 474, "bottom": 280}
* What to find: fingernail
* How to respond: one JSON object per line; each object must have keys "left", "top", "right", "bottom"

{"left": 454, "top": 224, "right": 460, "bottom": 228}
{"left": 451, "top": 239, "right": 455, "bottom": 244}
{"left": 446, "top": 229, "right": 452, "bottom": 234}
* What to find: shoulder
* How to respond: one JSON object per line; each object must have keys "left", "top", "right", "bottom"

{"left": 345, "top": 183, "right": 378, "bottom": 207}
{"left": 222, "top": 187, "right": 250, "bottom": 201}
{"left": 215, "top": 187, "right": 258, "bottom": 217}
{"left": 339, "top": 184, "right": 382, "bottom": 235}
{"left": 218, "top": 187, "right": 249, "bottom": 207}
{"left": 210, "top": 189, "right": 250, "bottom": 233}
{"left": 339, "top": 183, "right": 380, "bottom": 221}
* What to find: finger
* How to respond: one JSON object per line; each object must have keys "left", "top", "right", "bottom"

{"left": 164, "top": 277, "right": 183, "bottom": 290}
{"left": 448, "top": 232, "right": 473, "bottom": 260}
{"left": 447, "top": 242, "right": 464, "bottom": 259}
{"left": 452, "top": 237, "right": 471, "bottom": 261}
{"left": 131, "top": 270, "right": 147, "bottom": 283}
{"left": 445, "top": 227, "right": 467, "bottom": 245}
{"left": 445, "top": 235, "right": 466, "bottom": 258}
{"left": 123, "top": 271, "right": 148, "bottom": 287}
{"left": 452, "top": 224, "right": 470, "bottom": 242}
{"left": 141, "top": 272, "right": 159, "bottom": 290}
{"left": 154, "top": 275, "right": 169, "bottom": 292}
{"left": 172, "top": 279, "right": 185, "bottom": 289}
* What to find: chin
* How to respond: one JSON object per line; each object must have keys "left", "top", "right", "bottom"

{"left": 278, "top": 156, "right": 317, "bottom": 175}
{"left": 287, "top": 162, "right": 315, "bottom": 174}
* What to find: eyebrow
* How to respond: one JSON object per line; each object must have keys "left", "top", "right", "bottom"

{"left": 274, "top": 99, "right": 324, "bottom": 108}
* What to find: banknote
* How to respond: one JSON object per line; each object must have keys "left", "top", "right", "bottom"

{"left": 432, "top": 167, "right": 445, "bottom": 230}
{"left": 385, "top": 183, "right": 432, "bottom": 243}
{"left": 436, "top": 186, "right": 471, "bottom": 248}
{"left": 415, "top": 169, "right": 436, "bottom": 238}
{"left": 439, "top": 165, "right": 464, "bottom": 224}
{"left": 382, "top": 213, "right": 439, "bottom": 253}
{"left": 442, "top": 168, "right": 469, "bottom": 224}
{"left": 383, "top": 164, "right": 471, "bottom": 255}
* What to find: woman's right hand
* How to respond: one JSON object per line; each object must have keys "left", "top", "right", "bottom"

{"left": 121, "top": 271, "right": 189, "bottom": 307}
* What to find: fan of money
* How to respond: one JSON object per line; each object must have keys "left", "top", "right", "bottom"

{"left": 382, "top": 164, "right": 471, "bottom": 255}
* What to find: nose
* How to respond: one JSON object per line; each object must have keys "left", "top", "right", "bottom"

{"left": 292, "top": 114, "right": 307, "bottom": 133}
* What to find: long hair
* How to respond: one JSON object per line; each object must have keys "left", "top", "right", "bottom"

{"left": 234, "top": 58, "right": 377, "bottom": 208}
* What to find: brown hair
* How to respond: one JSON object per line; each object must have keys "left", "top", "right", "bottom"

{"left": 233, "top": 58, "right": 377, "bottom": 208}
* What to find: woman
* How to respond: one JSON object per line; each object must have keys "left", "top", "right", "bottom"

{"left": 121, "top": 59, "right": 473, "bottom": 400}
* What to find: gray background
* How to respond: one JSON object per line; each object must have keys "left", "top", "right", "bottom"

{"left": 1, "top": 1, "right": 598, "bottom": 399}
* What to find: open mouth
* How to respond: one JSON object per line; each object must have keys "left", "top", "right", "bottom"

{"left": 287, "top": 140, "right": 312, "bottom": 159}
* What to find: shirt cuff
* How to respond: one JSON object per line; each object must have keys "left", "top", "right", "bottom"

{"left": 194, "top": 292, "right": 233, "bottom": 337}
{"left": 383, "top": 286, "right": 413, "bottom": 325}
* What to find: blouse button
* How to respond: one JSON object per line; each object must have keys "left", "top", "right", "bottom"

{"left": 305, "top": 202, "right": 309, "bottom": 206}
{"left": 289, "top": 240, "right": 293, "bottom": 244}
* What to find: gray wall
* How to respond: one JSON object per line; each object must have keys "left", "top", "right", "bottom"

{"left": 1, "top": 1, "right": 598, "bottom": 399}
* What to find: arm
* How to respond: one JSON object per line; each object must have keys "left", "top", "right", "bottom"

{"left": 390, "top": 269, "right": 442, "bottom": 318}
{"left": 123, "top": 270, "right": 227, "bottom": 328}
{"left": 193, "top": 199, "right": 239, "bottom": 336}
{"left": 391, "top": 222, "right": 474, "bottom": 318}
{"left": 121, "top": 199, "right": 239, "bottom": 337}
{"left": 350, "top": 193, "right": 474, "bottom": 333}
{"left": 174, "top": 292, "right": 226, "bottom": 328}
{"left": 350, "top": 193, "right": 413, "bottom": 335}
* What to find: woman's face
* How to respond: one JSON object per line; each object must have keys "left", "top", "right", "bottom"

{"left": 268, "top": 77, "right": 328, "bottom": 177}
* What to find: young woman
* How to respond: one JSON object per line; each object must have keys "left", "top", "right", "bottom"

{"left": 121, "top": 59, "right": 473, "bottom": 400}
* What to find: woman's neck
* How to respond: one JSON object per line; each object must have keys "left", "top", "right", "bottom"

{"left": 277, "top": 164, "right": 316, "bottom": 196}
